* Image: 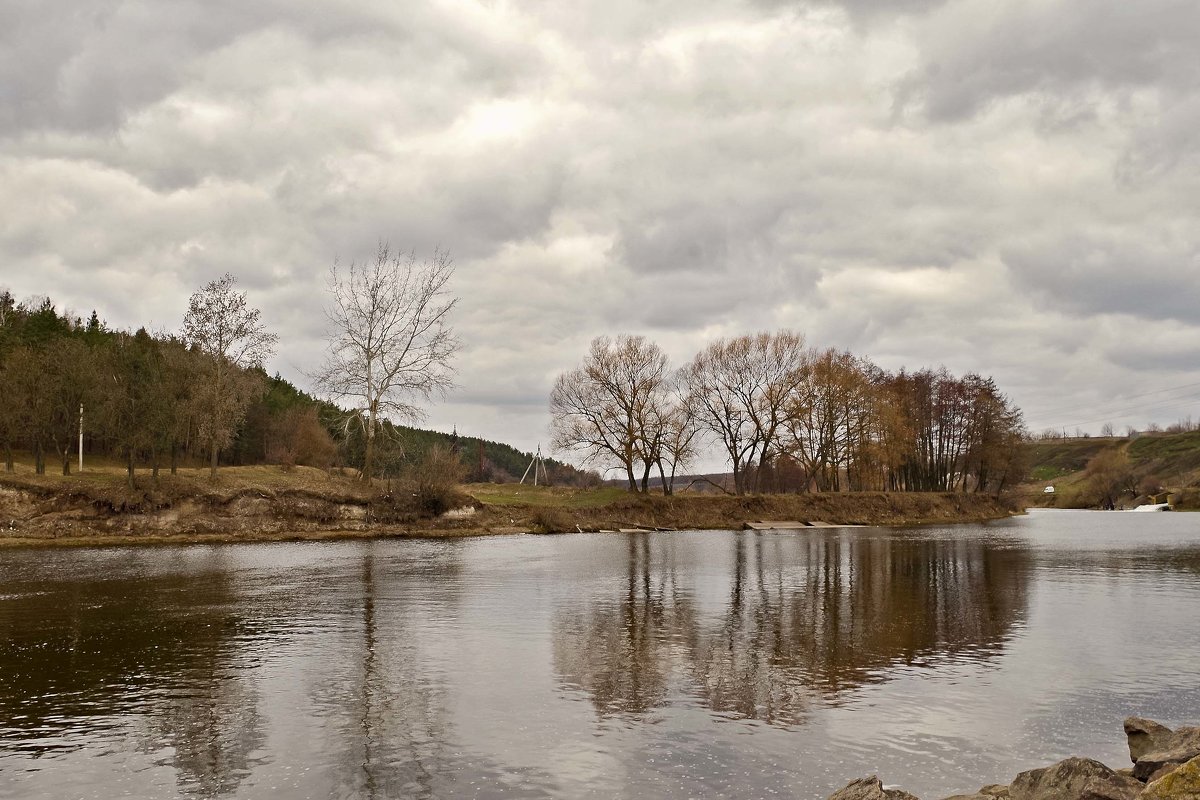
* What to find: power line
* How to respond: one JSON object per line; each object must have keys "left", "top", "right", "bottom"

{"left": 1027, "top": 379, "right": 1200, "bottom": 420}
{"left": 1032, "top": 394, "right": 1200, "bottom": 432}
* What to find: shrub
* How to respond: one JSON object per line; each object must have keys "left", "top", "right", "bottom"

{"left": 530, "top": 508, "right": 572, "bottom": 533}
{"left": 266, "top": 407, "right": 338, "bottom": 469}
{"left": 407, "top": 444, "right": 468, "bottom": 516}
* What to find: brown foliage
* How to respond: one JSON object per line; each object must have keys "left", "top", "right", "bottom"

{"left": 265, "top": 408, "right": 337, "bottom": 470}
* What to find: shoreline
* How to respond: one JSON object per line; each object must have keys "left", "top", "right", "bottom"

{"left": 0, "top": 513, "right": 1017, "bottom": 548}
{"left": 0, "top": 476, "right": 1020, "bottom": 549}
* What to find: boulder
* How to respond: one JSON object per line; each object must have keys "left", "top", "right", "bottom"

{"left": 937, "top": 784, "right": 1010, "bottom": 800}
{"left": 829, "top": 776, "right": 921, "bottom": 800}
{"left": 1135, "top": 729, "right": 1200, "bottom": 782}
{"left": 1010, "top": 758, "right": 1141, "bottom": 800}
{"left": 1127, "top": 718, "right": 1176, "bottom": 763}
{"left": 1140, "top": 755, "right": 1200, "bottom": 800}
{"left": 1149, "top": 765, "right": 1183, "bottom": 784}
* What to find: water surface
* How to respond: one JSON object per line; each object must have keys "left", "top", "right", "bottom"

{"left": 2, "top": 510, "right": 1199, "bottom": 799}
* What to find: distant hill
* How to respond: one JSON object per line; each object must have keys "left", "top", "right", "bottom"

{"left": 1022, "top": 431, "right": 1200, "bottom": 509}
{"left": 386, "top": 423, "right": 593, "bottom": 486}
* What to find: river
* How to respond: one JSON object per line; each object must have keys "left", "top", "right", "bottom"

{"left": 2, "top": 510, "right": 1199, "bottom": 799}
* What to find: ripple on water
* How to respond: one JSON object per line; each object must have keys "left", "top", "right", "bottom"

{"left": 1, "top": 517, "right": 1199, "bottom": 799}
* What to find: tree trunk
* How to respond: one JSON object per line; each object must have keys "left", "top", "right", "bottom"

{"left": 152, "top": 445, "right": 159, "bottom": 480}
{"left": 170, "top": 440, "right": 178, "bottom": 475}
{"left": 362, "top": 414, "right": 376, "bottom": 484}
{"left": 3, "top": 441, "right": 12, "bottom": 472}
{"left": 34, "top": 438, "right": 45, "bottom": 475}
{"left": 61, "top": 450, "right": 71, "bottom": 476}
{"left": 127, "top": 448, "right": 135, "bottom": 489}
{"left": 209, "top": 358, "right": 223, "bottom": 480}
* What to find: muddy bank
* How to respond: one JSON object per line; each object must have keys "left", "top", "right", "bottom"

{"left": 509, "top": 491, "right": 1018, "bottom": 533}
{"left": 0, "top": 477, "right": 1018, "bottom": 548}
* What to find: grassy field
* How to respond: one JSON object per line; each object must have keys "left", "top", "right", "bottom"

{"left": 1024, "top": 437, "right": 1118, "bottom": 481}
{"left": 1020, "top": 431, "right": 1200, "bottom": 509}
{"left": 463, "top": 483, "right": 630, "bottom": 508}
{"left": 0, "top": 455, "right": 373, "bottom": 501}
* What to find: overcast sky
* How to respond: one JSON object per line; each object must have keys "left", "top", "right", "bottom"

{"left": 3, "top": 0, "right": 1199, "bottom": 466}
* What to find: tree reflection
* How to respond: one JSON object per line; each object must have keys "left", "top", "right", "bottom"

{"left": 0, "top": 551, "right": 264, "bottom": 797}
{"left": 554, "top": 530, "right": 1030, "bottom": 727}
{"left": 318, "top": 547, "right": 455, "bottom": 800}
{"left": 554, "top": 534, "right": 677, "bottom": 715}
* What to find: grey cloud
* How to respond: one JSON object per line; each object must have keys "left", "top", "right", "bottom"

{"left": 3, "top": 0, "right": 1200, "bottom": 454}
{"left": 1107, "top": 342, "right": 1200, "bottom": 374}
{"left": 762, "top": 0, "right": 950, "bottom": 25}
{"left": 0, "top": 1, "right": 545, "bottom": 152}
{"left": 898, "top": 0, "right": 1200, "bottom": 122}
{"left": 1117, "top": 95, "right": 1200, "bottom": 184}
{"left": 1002, "top": 231, "right": 1200, "bottom": 324}
{"left": 0, "top": 1, "right": 273, "bottom": 134}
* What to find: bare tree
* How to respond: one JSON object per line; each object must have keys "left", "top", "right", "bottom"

{"left": 182, "top": 273, "right": 277, "bottom": 479}
{"left": 550, "top": 335, "right": 672, "bottom": 492}
{"left": 652, "top": 385, "right": 700, "bottom": 495}
{"left": 315, "top": 244, "right": 458, "bottom": 483}
{"left": 682, "top": 331, "right": 808, "bottom": 494}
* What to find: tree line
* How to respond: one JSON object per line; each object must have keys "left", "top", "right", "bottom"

{"left": 0, "top": 282, "right": 318, "bottom": 482}
{"left": 0, "top": 271, "right": 590, "bottom": 487}
{"left": 550, "top": 332, "right": 1027, "bottom": 495}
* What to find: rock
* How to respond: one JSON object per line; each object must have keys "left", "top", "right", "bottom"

{"left": 1140, "top": 755, "right": 1200, "bottom": 799}
{"left": 1126, "top": 718, "right": 1177, "bottom": 763}
{"left": 829, "top": 776, "right": 921, "bottom": 800}
{"left": 1010, "top": 758, "right": 1141, "bottom": 800}
{"left": 937, "top": 784, "right": 1010, "bottom": 800}
{"left": 1148, "top": 764, "right": 1181, "bottom": 783}
{"left": 1135, "top": 729, "right": 1200, "bottom": 782}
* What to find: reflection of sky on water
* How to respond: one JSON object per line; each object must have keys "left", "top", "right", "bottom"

{"left": 0, "top": 512, "right": 1199, "bottom": 799}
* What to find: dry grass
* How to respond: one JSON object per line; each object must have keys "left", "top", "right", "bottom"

{"left": 464, "top": 483, "right": 631, "bottom": 509}
{"left": 0, "top": 455, "right": 373, "bottom": 504}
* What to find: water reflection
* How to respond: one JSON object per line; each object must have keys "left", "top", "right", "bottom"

{"left": 4, "top": 517, "right": 1200, "bottom": 800}
{"left": 0, "top": 551, "right": 263, "bottom": 797}
{"left": 554, "top": 530, "right": 1031, "bottom": 726}
{"left": 315, "top": 550, "right": 455, "bottom": 800}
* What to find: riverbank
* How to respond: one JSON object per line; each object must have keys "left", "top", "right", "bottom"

{"left": 0, "top": 467, "right": 1019, "bottom": 547}
{"left": 829, "top": 717, "right": 1200, "bottom": 800}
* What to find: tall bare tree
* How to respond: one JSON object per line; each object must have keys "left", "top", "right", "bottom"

{"left": 682, "top": 331, "right": 808, "bottom": 494}
{"left": 651, "top": 386, "right": 700, "bottom": 495}
{"left": 550, "top": 335, "right": 673, "bottom": 492}
{"left": 182, "top": 273, "right": 277, "bottom": 479}
{"left": 315, "top": 244, "right": 458, "bottom": 483}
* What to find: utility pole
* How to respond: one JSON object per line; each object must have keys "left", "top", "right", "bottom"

{"left": 520, "top": 445, "right": 547, "bottom": 486}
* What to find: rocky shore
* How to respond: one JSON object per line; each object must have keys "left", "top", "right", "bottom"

{"left": 829, "top": 718, "right": 1200, "bottom": 800}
